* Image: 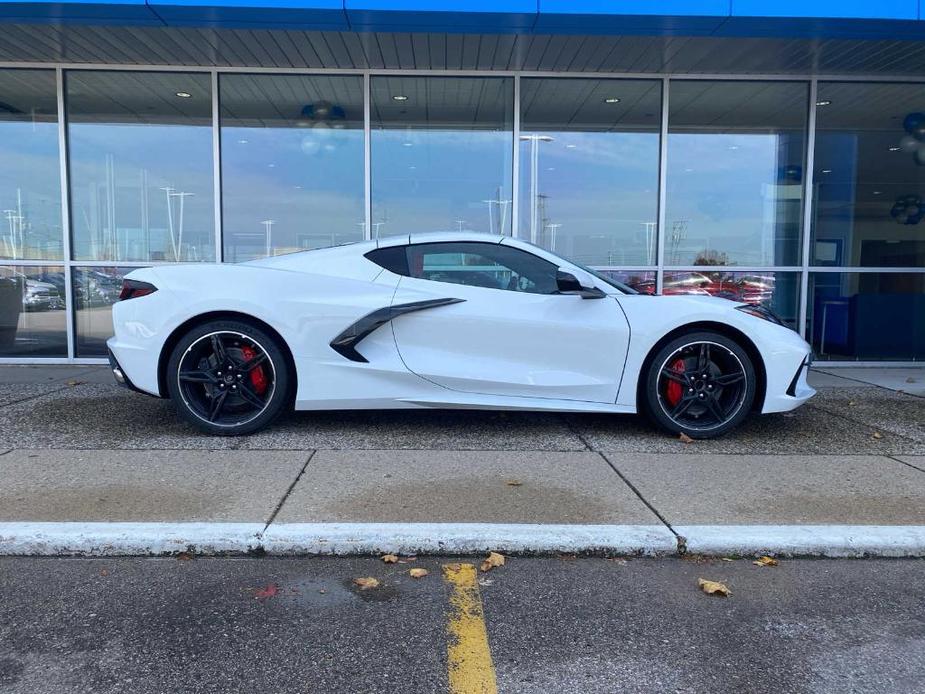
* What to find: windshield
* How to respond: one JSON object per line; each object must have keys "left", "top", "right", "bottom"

{"left": 512, "top": 238, "right": 639, "bottom": 294}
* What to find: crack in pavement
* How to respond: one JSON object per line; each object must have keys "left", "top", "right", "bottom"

{"left": 886, "top": 454, "right": 925, "bottom": 475}
{"left": 261, "top": 450, "right": 316, "bottom": 534}
{"left": 596, "top": 450, "right": 684, "bottom": 553}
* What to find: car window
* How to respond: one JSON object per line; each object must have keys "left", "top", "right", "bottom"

{"left": 405, "top": 242, "right": 559, "bottom": 294}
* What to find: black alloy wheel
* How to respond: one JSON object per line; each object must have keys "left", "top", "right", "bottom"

{"left": 644, "top": 331, "right": 756, "bottom": 439}
{"left": 166, "top": 319, "right": 290, "bottom": 435}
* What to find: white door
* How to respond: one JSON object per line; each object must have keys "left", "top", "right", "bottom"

{"left": 389, "top": 241, "right": 630, "bottom": 403}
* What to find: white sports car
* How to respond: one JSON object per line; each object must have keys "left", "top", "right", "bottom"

{"left": 107, "top": 232, "right": 815, "bottom": 438}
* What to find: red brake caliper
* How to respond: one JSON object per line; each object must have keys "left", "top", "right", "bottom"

{"left": 665, "top": 358, "right": 686, "bottom": 407}
{"left": 240, "top": 345, "right": 268, "bottom": 396}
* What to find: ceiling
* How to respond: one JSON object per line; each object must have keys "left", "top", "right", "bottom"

{"left": 4, "top": 24, "right": 925, "bottom": 76}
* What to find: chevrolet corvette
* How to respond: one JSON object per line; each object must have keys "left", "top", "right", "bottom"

{"left": 107, "top": 232, "right": 815, "bottom": 438}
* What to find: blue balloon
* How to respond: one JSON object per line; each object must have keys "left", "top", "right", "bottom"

{"left": 904, "top": 112, "right": 925, "bottom": 134}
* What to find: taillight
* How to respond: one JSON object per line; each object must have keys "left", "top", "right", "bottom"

{"left": 119, "top": 279, "right": 157, "bottom": 301}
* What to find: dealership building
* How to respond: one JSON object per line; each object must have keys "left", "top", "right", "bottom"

{"left": 0, "top": 0, "right": 924, "bottom": 364}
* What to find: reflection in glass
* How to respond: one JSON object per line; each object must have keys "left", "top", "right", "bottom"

{"left": 666, "top": 81, "right": 807, "bottom": 267}
{"left": 221, "top": 74, "right": 365, "bottom": 262}
{"left": 813, "top": 83, "right": 925, "bottom": 267}
{"left": 0, "top": 265, "right": 67, "bottom": 356}
{"left": 809, "top": 272, "right": 925, "bottom": 360}
{"left": 0, "top": 70, "right": 62, "bottom": 261}
{"left": 67, "top": 71, "right": 215, "bottom": 262}
{"left": 664, "top": 271, "right": 800, "bottom": 329}
{"left": 596, "top": 270, "right": 657, "bottom": 295}
{"left": 371, "top": 77, "right": 513, "bottom": 237}
{"left": 519, "top": 79, "right": 661, "bottom": 266}
{"left": 73, "top": 266, "right": 136, "bottom": 357}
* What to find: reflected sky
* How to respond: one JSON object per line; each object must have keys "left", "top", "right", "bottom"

{"left": 0, "top": 118, "right": 62, "bottom": 261}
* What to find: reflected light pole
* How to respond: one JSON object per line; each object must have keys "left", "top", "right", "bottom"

{"left": 261, "top": 219, "right": 276, "bottom": 257}
{"left": 519, "top": 134, "right": 553, "bottom": 243}
{"left": 169, "top": 191, "right": 194, "bottom": 262}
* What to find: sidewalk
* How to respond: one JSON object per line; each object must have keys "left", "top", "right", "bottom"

{"left": 0, "top": 365, "right": 923, "bottom": 557}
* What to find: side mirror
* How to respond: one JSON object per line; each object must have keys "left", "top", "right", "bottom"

{"left": 556, "top": 269, "right": 606, "bottom": 299}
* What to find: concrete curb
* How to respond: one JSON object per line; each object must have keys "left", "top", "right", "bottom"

{"left": 261, "top": 523, "right": 678, "bottom": 556}
{"left": 678, "top": 525, "right": 925, "bottom": 558}
{"left": 2, "top": 522, "right": 925, "bottom": 557}
{"left": 0, "top": 522, "right": 263, "bottom": 556}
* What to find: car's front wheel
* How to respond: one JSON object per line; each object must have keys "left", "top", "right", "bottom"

{"left": 643, "top": 331, "right": 756, "bottom": 439}
{"left": 166, "top": 319, "right": 291, "bottom": 436}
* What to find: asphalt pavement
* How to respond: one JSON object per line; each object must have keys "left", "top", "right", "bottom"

{"left": 1, "top": 555, "right": 923, "bottom": 694}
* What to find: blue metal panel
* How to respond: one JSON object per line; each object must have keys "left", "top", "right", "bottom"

{"left": 731, "top": 0, "right": 917, "bottom": 21}
{"left": 539, "top": 1, "right": 730, "bottom": 16}
{"left": 344, "top": 0, "right": 537, "bottom": 31}
{"left": 149, "top": 0, "right": 349, "bottom": 28}
{"left": 1, "top": 0, "right": 925, "bottom": 38}
{"left": 0, "top": 0, "right": 160, "bottom": 23}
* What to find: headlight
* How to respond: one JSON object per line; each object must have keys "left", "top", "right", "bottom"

{"left": 735, "top": 303, "right": 784, "bottom": 326}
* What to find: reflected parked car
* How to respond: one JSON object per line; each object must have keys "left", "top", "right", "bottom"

{"left": 0, "top": 274, "right": 23, "bottom": 348}
{"left": 23, "top": 278, "right": 65, "bottom": 312}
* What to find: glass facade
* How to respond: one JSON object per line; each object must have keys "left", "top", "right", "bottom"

{"left": 2, "top": 68, "right": 923, "bottom": 362}
{"left": 0, "top": 70, "right": 62, "bottom": 261}
{"left": 66, "top": 71, "right": 215, "bottom": 263}
{"left": 666, "top": 81, "right": 807, "bottom": 267}
{"left": 371, "top": 76, "right": 513, "bottom": 237}
{"left": 221, "top": 74, "right": 365, "bottom": 261}
{"left": 518, "top": 78, "right": 661, "bottom": 266}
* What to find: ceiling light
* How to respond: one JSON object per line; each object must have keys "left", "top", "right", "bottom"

{"left": 889, "top": 146, "right": 902, "bottom": 152}
{"left": 821, "top": 169, "right": 832, "bottom": 174}
{"left": 565, "top": 144, "right": 577, "bottom": 149}
{"left": 873, "top": 190, "right": 882, "bottom": 195}
{"left": 175, "top": 92, "right": 192, "bottom": 98}
{"left": 402, "top": 142, "right": 413, "bottom": 147}
{"left": 237, "top": 139, "right": 248, "bottom": 145}
{"left": 392, "top": 95, "right": 408, "bottom": 101}
{"left": 603, "top": 97, "right": 621, "bottom": 104}
{"left": 815, "top": 100, "right": 831, "bottom": 106}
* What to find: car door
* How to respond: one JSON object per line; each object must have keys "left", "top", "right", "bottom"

{"left": 388, "top": 241, "right": 630, "bottom": 403}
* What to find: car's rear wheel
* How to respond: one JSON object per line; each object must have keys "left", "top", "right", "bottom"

{"left": 644, "top": 331, "right": 755, "bottom": 439}
{"left": 166, "top": 319, "right": 290, "bottom": 436}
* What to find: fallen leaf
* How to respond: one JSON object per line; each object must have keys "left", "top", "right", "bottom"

{"left": 752, "top": 556, "right": 779, "bottom": 567}
{"left": 678, "top": 432, "right": 694, "bottom": 444}
{"left": 254, "top": 583, "right": 279, "bottom": 600}
{"left": 848, "top": 400, "right": 857, "bottom": 406}
{"left": 480, "top": 552, "right": 505, "bottom": 573}
{"left": 698, "top": 578, "right": 731, "bottom": 597}
{"left": 381, "top": 554, "right": 399, "bottom": 564}
{"left": 872, "top": 431, "right": 883, "bottom": 440}
{"left": 353, "top": 577, "right": 380, "bottom": 590}
{"left": 506, "top": 479, "right": 523, "bottom": 487}
{"left": 99, "top": 568, "right": 109, "bottom": 577}
{"left": 720, "top": 557, "right": 734, "bottom": 562}
{"left": 66, "top": 379, "right": 84, "bottom": 386}
{"left": 175, "top": 552, "right": 193, "bottom": 561}
{"left": 409, "top": 568, "right": 429, "bottom": 579}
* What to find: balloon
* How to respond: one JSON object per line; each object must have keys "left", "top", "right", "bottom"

{"left": 903, "top": 112, "right": 925, "bottom": 134}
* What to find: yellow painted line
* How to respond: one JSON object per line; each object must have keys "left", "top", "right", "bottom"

{"left": 442, "top": 563, "right": 498, "bottom": 694}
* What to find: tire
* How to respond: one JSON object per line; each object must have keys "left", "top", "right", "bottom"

{"left": 643, "top": 331, "right": 756, "bottom": 439}
{"left": 166, "top": 319, "right": 291, "bottom": 436}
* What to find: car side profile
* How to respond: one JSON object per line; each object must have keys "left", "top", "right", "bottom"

{"left": 107, "top": 232, "right": 815, "bottom": 439}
